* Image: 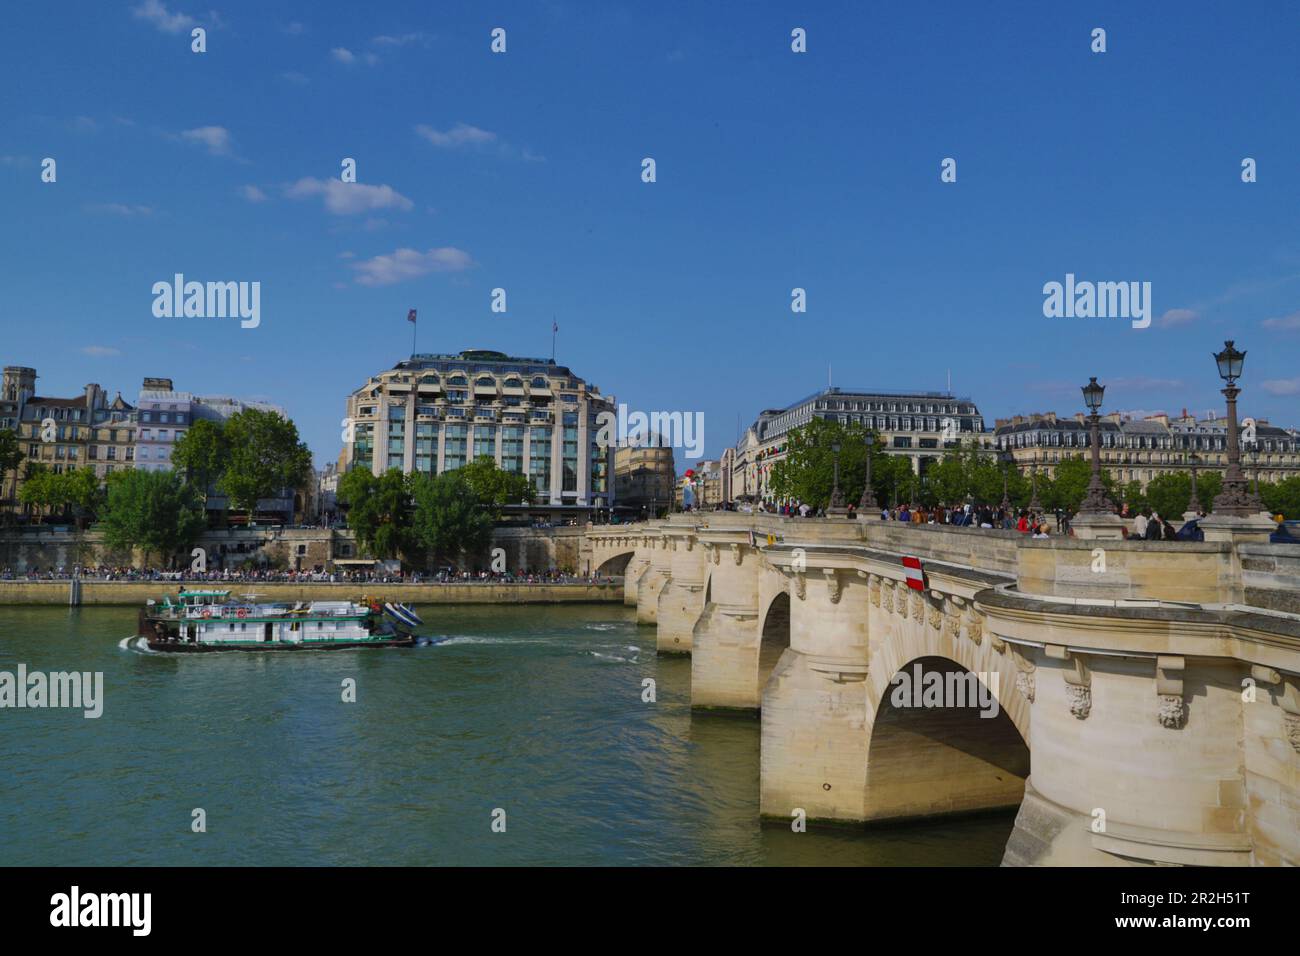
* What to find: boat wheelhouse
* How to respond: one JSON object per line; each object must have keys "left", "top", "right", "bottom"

{"left": 138, "top": 589, "right": 414, "bottom": 651}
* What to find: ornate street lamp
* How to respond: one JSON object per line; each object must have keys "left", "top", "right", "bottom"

{"left": 857, "top": 431, "right": 878, "bottom": 512}
{"left": 829, "top": 440, "right": 847, "bottom": 513}
{"left": 1211, "top": 340, "right": 1254, "bottom": 516}
{"left": 1079, "top": 377, "right": 1113, "bottom": 515}
{"left": 1248, "top": 442, "right": 1264, "bottom": 510}
{"left": 1187, "top": 451, "right": 1202, "bottom": 515}
{"left": 997, "top": 447, "right": 1013, "bottom": 513}
{"left": 1028, "top": 451, "right": 1043, "bottom": 513}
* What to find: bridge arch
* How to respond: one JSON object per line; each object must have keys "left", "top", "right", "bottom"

{"left": 758, "top": 591, "right": 791, "bottom": 695}
{"left": 594, "top": 549, "right": 636, "bottom": 577}
{"left": 863, "top": 652, "right": 1030, "bottom": 823}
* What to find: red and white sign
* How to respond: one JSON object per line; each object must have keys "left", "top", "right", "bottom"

{"left": 902, "top": 556, "right": 925, "bottom": 591}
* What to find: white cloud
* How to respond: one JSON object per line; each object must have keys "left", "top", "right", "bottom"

{"left": 280, "top": 71, "right": 309, "bottom": 86}
{"left": 131, "top": 0, "right": 196, "bottom": 34}
{"left": 1157, "top": 308, "right": 1197, "bottom": 328}
{"left": 1107, "top": 377, "right": 1183, "bottom": 391}
{"left": 180, "top": 125, "right": 232, "bottom": 155}
{"left": 84, "top": 202, "right": 154, "bottom": 216}
{"left": 282, "top": 21, "right": 305, "bottom": 36}
{"left": 285, "top": 177, "right": 413, "bottom": 215}
{"left": 81, "top": 345, "right": 122, "bottom": 357}
{"left": 330, "top": 47, "right": 357, "bottom": 64}
{"left": 1261, "top": 378, "right": 1300, "bottom": 396}
{"left": 239, "top": 185, "right": 268, "bottom": 202}
{"left": 372, "top": 33, "right": 428, "bottom": 47}
{"left": 350, "top": 247, "right": 474, "bottom": 286}
{"left": 414, "top": 123, "right": 497, "bottom": 148}
{"left": 1262, "top": 310, "right": 1300, "bottom": 331}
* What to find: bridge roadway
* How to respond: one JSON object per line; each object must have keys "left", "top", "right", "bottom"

{"left": 589, "top": 513, "right": 1300, "bottom": 866}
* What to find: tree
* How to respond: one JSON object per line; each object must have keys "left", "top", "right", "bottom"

{"left": 63, "top": 467, "right": 102, "bottom": 528}
{"left": 18, "top": 466, "right": 58, "bottom": 520}
{"left": 458, "top": 456, "right": 535, "bottom": 518}
{"left": 217, "top": 408, "right": 312, "bottom": 516}
{"left": 768, "top": 418, "right": 871, "bottom": 508}
{"left": 1262, "top": 476, "right": 1300, "bottom": 519}
{"left": 1119, "top": 480, "right": 1149, "bottom": 515}
{"left": 1043, "top": 455, "right": 1118, "bottom": 512}
{"left": 1143, "top": 472, "right": 1192, "bottom": 520}
{"left": 98, "top": 469, "right": 206, "bottom": 567}
{"left": 171, "top": 418, "right": 228, "bottom": 493}
{"left": 337, "top": 467, "right": 412, "bottom": 560}
{"left": 408, "top": 470, "right": 494, "bottom": 566}
{"left": 0, "top": 428, "right": 23, "bottom": 515}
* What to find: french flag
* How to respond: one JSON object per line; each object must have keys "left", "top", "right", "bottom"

{"left": 902, "top": 555, "right": 925, "bottom": 591}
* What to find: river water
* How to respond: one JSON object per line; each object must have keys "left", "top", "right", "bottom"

{"left": 0, "top": 603, "right": 1013, "bottom": 865}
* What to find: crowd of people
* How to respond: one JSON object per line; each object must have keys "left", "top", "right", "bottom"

{"left": 0, "top": 565, "right": 614, "bottom": 585}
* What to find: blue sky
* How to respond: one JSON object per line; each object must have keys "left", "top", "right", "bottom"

{"left": 3, "top": 0, "right": 1300, "bottom": 467}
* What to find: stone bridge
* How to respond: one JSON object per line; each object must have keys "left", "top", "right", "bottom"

{"left": 588, "top": 515, "right": 1300, "bottom": 866}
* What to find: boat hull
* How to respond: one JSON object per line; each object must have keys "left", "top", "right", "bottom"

{"left": 143, "top": 634, "right": 415, "bottom": 652}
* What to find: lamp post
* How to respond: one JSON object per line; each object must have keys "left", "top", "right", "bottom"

{"left": 828, "top": 440, "right": 847, "bottom": 514}
{"left": 1248, "top": 442, "right": 1264, "bottom": 511}
{"left": 998, "top": 447, "right": 1013, "bottom": 513}
{"left": 1210, "top": 340, "right": 1254, "bottom": 516}
{"left": 1028, "top": 451, "right": 1043, "bottom": 513}
{"left": 857, "top": 431, "right": 878, "bottom": 513}
{"left": 1187, "top": 451, "right": 1202, "bottom": 515}
{"left": 1079, "top": 376, "right": 1112, "bottom": 515}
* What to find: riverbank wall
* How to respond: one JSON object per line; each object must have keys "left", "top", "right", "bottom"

{"left": 0, "top": 580, "right": 623, "bottom": 606}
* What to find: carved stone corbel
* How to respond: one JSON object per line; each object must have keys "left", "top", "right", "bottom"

{"left": 1156, "top": 655, "right": 1186, "bottom": 729}
{"left": 730, "top": 543, "right": 743, "bottom": 566}
{"left": 792, "top": 571, "right": 806, "bottom": 601}
{"left": 868, "top": 575, "right": 881, "bottom": 608}
{"left": 927, "top": 600, "right": 942, "bottom": 631}
{"left": 1012, "top": 648, "right": 1036, "bottom": 703}
{"left": 964, "top": 608, "right": 983, "bottom": 646}
{"left": 910, "top": 590, "right": 924, "bottom": 622}
{"left": 1050, "top": 645, "right": 1091, "bottom": 720}
{"left": 881, "top": 580, "right": 893, "bottom": 613}
{"left": 1277, "top": 677, "right": 1300, "bottom": 754}
{"left": 942, "top": 609, "right": 960, "bottom": 641}
{"left": 824, "top": 568, "right": 843, "bottom": 605}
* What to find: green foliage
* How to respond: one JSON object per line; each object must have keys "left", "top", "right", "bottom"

{"left": 1143, "top": 472, "right": 1192, "bottom": 519}
{"left": 337, "top": 467, "right": 411, "bottom": 560}
{"left": 768, "top": 418, "right": 886, "bottom": 508}
{"left": 98, "top": 469, "right": 205, "bottom": 566}
{"left": 1261, "top": 476, "right": 1300, "bottom": 519}
{"left": 0, "top": 428, "right": 23, "bottom": 508}
{"left": 216, "top": 408, "right": 312, "bottom": 514}
{"left": 170, "top": 418, "right": 228, "bottom": 492}
{"left": 459, "top": 456, "right": 535, "bottom": 518}
{"left": 338, "top": 467, "right": 496, "bottom": 566}
{"left": 1041, "top": 455, "right": 1118, "bottom": 512}
{"left": 18, "top": 466, "right": 103, "bottom": 525}
{"left": 409, "top": 470, "right": 494, "bottom": 565}
{"left": 1119, "top": 480, "right": 1148, "bottom": 515}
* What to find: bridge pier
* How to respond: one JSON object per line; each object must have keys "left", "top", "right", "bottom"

{"left": 655, "top": 527, "right": 706, "bottom": 654}
{"left": 635, "top": 532, "right": 671, "bottom": 625}
{"left": 690, "top": 538, "right": 764, "bottom": 709}
{"left": 759, "top": 560, "right": 874, "bottom": 823}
